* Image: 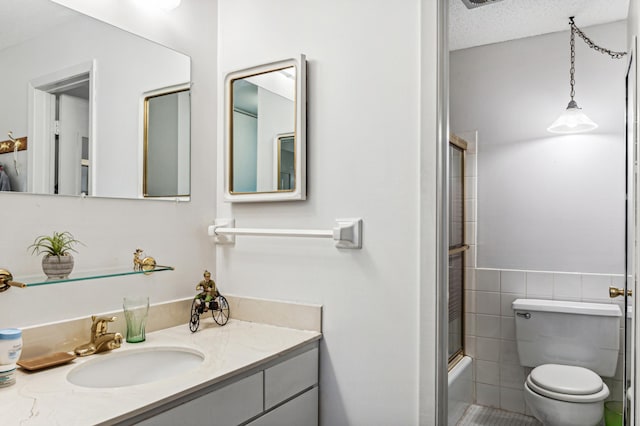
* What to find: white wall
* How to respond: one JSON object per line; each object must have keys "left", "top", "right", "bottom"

{"left": 451, "top": 21, "right": 627, "bottom": 274}
{"left": 255, "top": 88, "right": 293, "bottom": 192}
{"left": 0, "top": 13, "right": 189, "bottom": 198}
{"left": 232, "top": 111, "right": 258, "bottom": 192}
{"left": 217, "top": 0, "right": 438, "bottom": 424}
{"left": 0, "top": 0, "right": 217, "bottom": 328}
{"left": 22, "top": 0, "right": 443, "bottom": 424}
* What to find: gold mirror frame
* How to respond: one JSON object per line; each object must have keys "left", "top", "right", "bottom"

{"left": 224, "top": 55, "right": 306, "bottom": 203}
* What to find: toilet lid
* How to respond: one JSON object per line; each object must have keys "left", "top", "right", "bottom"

{"left": 530, "top": 364, "right": 603, "bottom": 395}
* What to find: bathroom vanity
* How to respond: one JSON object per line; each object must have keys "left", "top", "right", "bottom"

{"left": 1, "top": 318, "right": 321, "bottom": 425}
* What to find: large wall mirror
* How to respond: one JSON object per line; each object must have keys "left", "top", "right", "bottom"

{"left": 225, "top": 55, "right": 306, "bottom": 202}
{"left": 0, "top": 0, "right": 191, "bottom": 199}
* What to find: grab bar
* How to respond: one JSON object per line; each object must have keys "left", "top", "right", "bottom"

{"left": 208, "top": 218, "right": 363, "bottom": 249}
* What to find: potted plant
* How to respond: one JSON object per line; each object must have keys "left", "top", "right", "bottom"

{"left": 28, "top": 231, "right": 84, "bottom": 279}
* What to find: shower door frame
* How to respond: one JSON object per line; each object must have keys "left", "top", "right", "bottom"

{"left": 448, "top": 136, "right": 469, "bottom": 369}
{"left": 625, "top": 36, "right": 637, "bottom": 426}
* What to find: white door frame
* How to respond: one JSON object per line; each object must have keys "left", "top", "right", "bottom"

{"left": 27, "top": 61, "right": 95, "bottom": 194}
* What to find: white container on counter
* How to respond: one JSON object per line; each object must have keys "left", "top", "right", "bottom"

{"left": 0, "top": 328, "right": 22, "bottom": 366}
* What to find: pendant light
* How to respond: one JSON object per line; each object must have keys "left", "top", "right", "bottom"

{"left": 547, "top": 17, "right": 626, "bottom": 134}
{"left": 547, "top": 19, "right": 597, "bottom": 133}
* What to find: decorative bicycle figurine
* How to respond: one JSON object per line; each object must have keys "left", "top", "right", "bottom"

{"left": 189, "top": 270, "right": 230, "bottom": 332}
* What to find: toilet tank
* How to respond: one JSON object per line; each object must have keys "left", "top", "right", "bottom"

{"left": 512, "top": 299, "right": 621, "bottom": 377}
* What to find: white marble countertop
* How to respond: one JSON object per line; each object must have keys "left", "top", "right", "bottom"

{"left": 2, "top": 319, "right": 321, "bottom": 425}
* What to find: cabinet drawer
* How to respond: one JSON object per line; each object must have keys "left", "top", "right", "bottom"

{"left": 264, "top": 346, "right": 318, "bottom": 409}
{"left": 248, "top": 386, "right": 318, "bottom": 426}
{"left": 138, "top": 372, "right": 263, "bottom": 426}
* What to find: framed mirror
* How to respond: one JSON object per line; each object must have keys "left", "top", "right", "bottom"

{"left": 0, "top": 0, "right": 191, "bottom": 199}
{"left": 225, "top": 55, "right": 306, "bottom": 202}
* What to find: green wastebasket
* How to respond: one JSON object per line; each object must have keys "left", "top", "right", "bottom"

{"left": 604, "top": 401, "right": 623, "bottom": 426}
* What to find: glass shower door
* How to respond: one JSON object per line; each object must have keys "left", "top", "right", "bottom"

{"left": 448, "top": 137, "right": 468, "bottom": 366}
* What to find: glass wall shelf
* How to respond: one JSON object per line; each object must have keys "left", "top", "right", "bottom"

{"left": 18, "top": 265, "right": 174, "bottom": 288}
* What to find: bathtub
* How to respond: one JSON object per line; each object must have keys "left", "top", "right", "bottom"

{"left": 448, "top": 356, "right": 473, "bottom": 426}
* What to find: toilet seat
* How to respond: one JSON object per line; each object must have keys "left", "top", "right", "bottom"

{"left": 526, "top": 364, "right": 610, "bottom": 403}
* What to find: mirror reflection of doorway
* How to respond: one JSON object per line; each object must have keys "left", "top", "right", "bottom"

{"left": 57, "top": 92, "right": 89, "bottom": 195}
{"left": 277, "top": 133, "right": 295, "bottom": 190}
{"left": 30, "top": 70, "right": 91, "bottom": 196}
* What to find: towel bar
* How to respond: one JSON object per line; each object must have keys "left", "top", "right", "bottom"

{"left": 208, "top": 218, "right": 362, "bottom": 249}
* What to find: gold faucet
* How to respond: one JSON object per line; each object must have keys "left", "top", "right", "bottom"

{"left": 74, "top": 316, "right": 123, "bottom": 357}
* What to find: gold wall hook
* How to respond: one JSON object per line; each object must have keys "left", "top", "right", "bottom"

{"left": 133, "top": 248, "right": 156, "bottom": 274}
{"left": 141, "top": 256, "right": 156, "bottom": 274}
{"left": 609, "top": 286, "right": 633, "bottom": 298}
{"left": 0, "top": 268, "right": 26, "bottom": 292}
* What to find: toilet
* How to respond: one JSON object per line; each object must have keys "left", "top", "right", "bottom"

{"left": 512, "top": 299, "right": 622, "bottom": 426}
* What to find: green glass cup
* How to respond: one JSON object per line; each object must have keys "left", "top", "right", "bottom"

{"left": 123, "top": 296, "right": 149, "bottom": 343}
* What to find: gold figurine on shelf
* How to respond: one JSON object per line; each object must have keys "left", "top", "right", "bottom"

{"left": 133, "top": 248, "right": 158, "bottom": 274}
{"left": 133, "top": 249, "right": 144, "bottom": 271}
{"left": 189, "top": 270, "right": 230, "bottom": 332}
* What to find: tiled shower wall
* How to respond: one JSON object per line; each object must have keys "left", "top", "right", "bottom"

{"left": 464, "top": 268, "right": 626, "bottom": 414}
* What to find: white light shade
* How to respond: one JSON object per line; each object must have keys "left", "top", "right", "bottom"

{"left": 547, "top": 102, "right": 598, "bottom": 134}
{"left": 137, "top": 0, "right": 181, "bottom": 10}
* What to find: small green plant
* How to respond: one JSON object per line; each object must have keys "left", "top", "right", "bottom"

{"left": 28, "top": 231, "right": 84, "bottom": 258}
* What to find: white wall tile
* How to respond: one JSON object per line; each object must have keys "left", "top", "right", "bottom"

{"left": 500, "top": 364, "right": 527, "bottom": 390}
{"left": 476, "top": 383, "right": 500, "bottom": 408}
{"left": 582, "top": 274, "right": 612, "bottom": 302}
{"left": 500, "top": 293, "right": 520, "bottom": 317}
{"left": 500, "top": 388, "right": 525, "bottom": 414}
{"left": 553, "top": 272, "right": 581, "bottom": 301}
{"left": 465, "top": 313, "right": 476, "bottom": 336}
{"left": 464, "top": 268, "right": 476, "bottom": 291}
{"left": 526, "top": 272, "right": 553, "bottom": 298}
{"left": 465, "top": 176, "right": 477, "bottom": 200}
{"left": 465, "top": 222, "right": 476, "bottom": 245}
{"left": 499, "top": 339, "right": 520, "bottom": 365}
{"left": 476, "top": 360, "right": 500, "bottom": 385}
{"left": 614, "top": 354, "right": 624, "bottom": 380}
{"left": 476, "top": 291, "right": 500, "bottom": 315}
{"left": 464, "top": 199, "right": 476, "bottom": 221}
{"left": 476, "top": 337, "right": 501, "bottom": 362}
{"left": 475, "top": 314, "right": 500, "bottom": 339}
{"left": 603, "top": 378, "right": 624, "bottom": 403}
{"left": 465, "top": 153, "right": 477, "bottom": 177}
{"left": 476, "top": 269, "right": 500, "bottom": 292}
{"left": 465, "top": 245, "right": 477, "bottom": 268}
{"left": 501, "top": 270, "right": 526, "bottom": 294}
{"left": 465, "top": 335, "right": 476, "bottom": 358}
{"left": 500, "top": 316, "right": 516, "bottom": 340}
{"left": 464, "top": 290, "right": 476, "bottom": 313}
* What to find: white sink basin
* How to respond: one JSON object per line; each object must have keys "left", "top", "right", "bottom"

{"left": 67, "top": 346, "right": 205, "bottom": 388}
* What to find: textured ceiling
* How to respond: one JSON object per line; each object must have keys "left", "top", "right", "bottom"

{"left": 449, "top": 0, "right": 630, "bottom": 51}
{"left": 1, "top": 0, "right": 630, "bottom": 59}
